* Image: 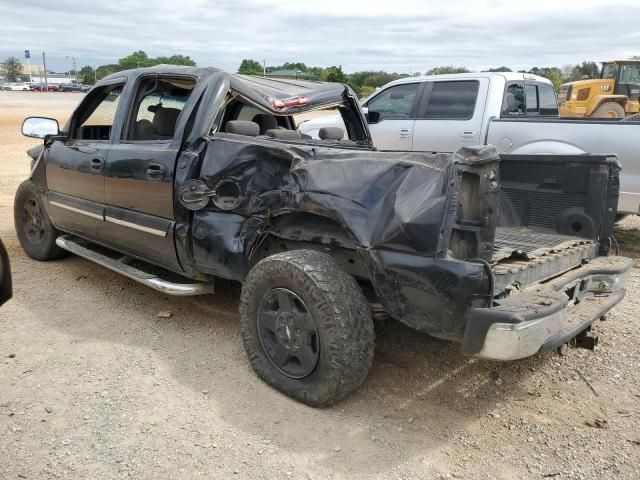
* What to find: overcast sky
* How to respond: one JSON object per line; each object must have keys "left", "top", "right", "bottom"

{"left": 1, "top": 0, "right": 639, "bottom": 74}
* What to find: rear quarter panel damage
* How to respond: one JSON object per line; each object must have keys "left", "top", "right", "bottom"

{"left": 181, "top": 138, "right": 496, "bottom": 338}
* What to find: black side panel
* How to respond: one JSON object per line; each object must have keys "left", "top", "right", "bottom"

{"left": 0, "top": 239, "right": 11, "bottom": 306}
{"left": 498, "top": 154, "right": 620, "bottom": 251}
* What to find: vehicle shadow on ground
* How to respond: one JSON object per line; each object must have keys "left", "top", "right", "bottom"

{"left": 7, "top": 244, "right": 553, "bottom": 476}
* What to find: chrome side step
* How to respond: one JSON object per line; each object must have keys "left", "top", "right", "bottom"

{"left": 55, "top": 235, "right": 213, "bottom": 296}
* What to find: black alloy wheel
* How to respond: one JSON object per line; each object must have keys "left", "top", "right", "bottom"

{"left": 257, "top": 287, "right": 320, "bottom": 379}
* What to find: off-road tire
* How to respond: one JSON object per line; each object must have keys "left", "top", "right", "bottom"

{"left": 592, "top": 102, "right": 625, "bottom": 119}
{"left": 240, "top": 250, "right": 375, "bottom": 407}
{"left": 14, "top": 180, "right": 67, "bottom": 261}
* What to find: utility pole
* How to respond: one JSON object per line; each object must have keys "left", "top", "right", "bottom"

{"left": 24, "top": 50, "right": 32, "bottom": 82}
{"left": 66, "top": 56, "right": 77, "bottom": 82}
{"left": 263, "top": 60, "right": 266, "bottom": 78}
{"left": 42, "top": 52, "right": 48, "bottom": 91}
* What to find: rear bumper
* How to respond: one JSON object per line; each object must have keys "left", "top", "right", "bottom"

{"left": 462, "top": 256, "right": 632, "bottom": 360}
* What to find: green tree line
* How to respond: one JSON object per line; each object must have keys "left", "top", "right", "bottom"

{"left": 4, "top": 52, "right": 638, "bottom": 94}
{"left": 238, "top": 59, "right": 612, "bottom": 95}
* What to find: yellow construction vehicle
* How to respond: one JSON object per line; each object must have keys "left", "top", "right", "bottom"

{"left": 558, "top": 60, "right": 640, "bottom": 118}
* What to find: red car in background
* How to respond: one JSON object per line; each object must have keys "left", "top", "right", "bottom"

{"left": 30, "top": 83, "right": 60, "bottom": 92}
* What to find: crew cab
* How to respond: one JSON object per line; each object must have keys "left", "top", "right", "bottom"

{"left": 299, "top": 72, "right": 640, "bottom": 214}
{"left": 17, "top": 66, "right": 631, "bottom": 406}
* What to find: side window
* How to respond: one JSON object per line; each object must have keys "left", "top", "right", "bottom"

{"left": 236, "top": 105, "right": 263, "bottom": 121}
{"left": 525, "top": 84, "right": 539, "bottom": 112}
{"left": 126, "top": 76, "right": 196, "bottom": 141}
{"left": 420, "top": 81, "right": 479, "bottom": 120}
{"left": 366, "top": 83, "right": 419, "bottom": 121}
{"left": 524, "top": 83, "right": 558, "bottom": 116}
{"left": 501, "top": 83, "right": 525, "bottom": 116}
{"left": 538, "top": 84, "right": 559, "bottom": 116}
{"left": 73, "top": 84, "right": 124, "bottom": 140}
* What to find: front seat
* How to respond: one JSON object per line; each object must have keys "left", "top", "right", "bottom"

{"left": 252, "top": 114, "right": 278, "bottom": 134}
{"left": 152, "top": 107, "right": 181, "bottom": 139}
{"left": 133, "top": 119, "right": 157, "bottom": 140}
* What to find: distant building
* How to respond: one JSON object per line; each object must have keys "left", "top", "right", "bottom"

{"left": 265, "top": 69, "right": 319, "bottom": 80}
{"left": 20, "top": 64, "right": 75, "bottom": 84}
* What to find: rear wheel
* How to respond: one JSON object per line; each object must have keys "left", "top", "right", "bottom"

{"left": 240, "top": 250, "right": 375, "bottom": 407}
{"left": 592, "top": 102, "right": 625, "bottom": 118}
{"left": 14, "top": 180, "right": 67, "bottom": 261}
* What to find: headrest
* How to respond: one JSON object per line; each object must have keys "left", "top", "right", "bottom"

{"left": 318, "top": 127, "right": 344, "bottom": 140}
{"left": 252, "top": 114, "right": 278, "bottom": 134}
{"left": 152, "top": 107, "right": 181, "bottom": 137}
{"left": 265, "top": 129, "right": 302, "bottom": 140}
{"left": 503, "top": 93, "right": 517, "bottom": 112}
{"left": 224, "top": 120, "right": 260, "bottom": 136}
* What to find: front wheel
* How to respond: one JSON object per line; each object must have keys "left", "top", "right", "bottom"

{"left": 14, "top": 180, "right": 67, "bottom": 261}
{"left": 592, "top": 102, "right": 625, "bottom": 118}
{"left": 240, "top": 250, "right": 375, "bottom": 407}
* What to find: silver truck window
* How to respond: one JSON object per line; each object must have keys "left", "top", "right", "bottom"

{"left": 421, "top": 81, "right": 479, "bottom": 120}
{"left": 525, "top": 84, "right": 539, "bottom": 112}
{"left": 538, "top": 83, "right": 558, "bottom": 115}
{"left": 366, "top": 83, "right": 419, "bottom": 121}
{"left": 524, "top": 83, "right": 558, "bottom": 116}
{"left": 501, "top": 83, "right": 525, "bottom": 116}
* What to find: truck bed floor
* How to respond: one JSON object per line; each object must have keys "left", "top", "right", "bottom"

{"left": 491, "top": 227, "right": 596, "bottom": 295}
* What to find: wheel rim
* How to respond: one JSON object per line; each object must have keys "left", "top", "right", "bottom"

{"left": 23, "top": 198, "right": 45, "bottom": 244}
{"left": 257, "top": 288, "right": 320, "bottom": 379}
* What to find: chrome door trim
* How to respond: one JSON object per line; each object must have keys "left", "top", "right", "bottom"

{"left": 49, "top": 200, "right": 104, "bottom": 220}
{"left": 105, "top": 216, "right": 168, "bottom": 237}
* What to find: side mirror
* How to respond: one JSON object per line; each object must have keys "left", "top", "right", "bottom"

{"left": 22, "top": 117, "right": 59, "bottom": 139}
{"left": 366, "top": 110, "right": 381, "bottom": 124}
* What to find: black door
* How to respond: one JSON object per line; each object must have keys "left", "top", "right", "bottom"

{"left": 46, "top": 83, "right": 125, "bottom": 237}
{"left": 101, "top": 75, "right": 197, "bottom": 269}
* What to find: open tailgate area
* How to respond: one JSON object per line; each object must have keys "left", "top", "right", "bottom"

{"left": 460, "top": 152, "right": 630, "bottom": 360}
{"left": 488, "top": 154, "right": 620, "bottom": 295}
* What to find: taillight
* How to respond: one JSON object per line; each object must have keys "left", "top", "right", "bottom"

{"left": 271, "top": 96, "right": 309, "bottom": 109}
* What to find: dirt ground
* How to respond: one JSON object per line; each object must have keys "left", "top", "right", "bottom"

{"left": 1, "top": 91, "right": 639, "bottom": 480}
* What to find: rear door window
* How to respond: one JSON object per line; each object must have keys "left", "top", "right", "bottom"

{"left": 125, "top": 76, "right": 196, "bottom": 141}
{"left": 420, "top": 80, "right": 479, "bottom": 120}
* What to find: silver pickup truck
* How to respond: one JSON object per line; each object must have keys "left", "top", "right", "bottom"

{"left": 299, "top": 72, "right": 640, "bottom": 214}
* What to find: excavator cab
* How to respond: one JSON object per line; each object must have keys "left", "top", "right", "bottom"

{"left": 610, "top": 62, "right": 640, "bottom": 102}
{"left": 559, "top": 60, "right": 640, "bottom": 118}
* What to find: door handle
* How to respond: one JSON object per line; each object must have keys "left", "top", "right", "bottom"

{"left": 460, "top": 131, "right": 477, "bottom": 138}
{"left": 399, "top": 128, "right": 412, "bottom": 138}
{"left": 147, "top": 163, "right": 166, "bottom": 180}
{"left": 90, "top": 157, "right": 104, "bottom": 173}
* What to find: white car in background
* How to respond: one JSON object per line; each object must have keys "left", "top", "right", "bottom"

{"left": 2, "top": 82, "right": 31, "bottom": 91}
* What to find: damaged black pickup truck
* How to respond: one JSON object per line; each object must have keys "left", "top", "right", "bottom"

{"left": 17, "top": 66, "right": 631, "bottom": 406}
